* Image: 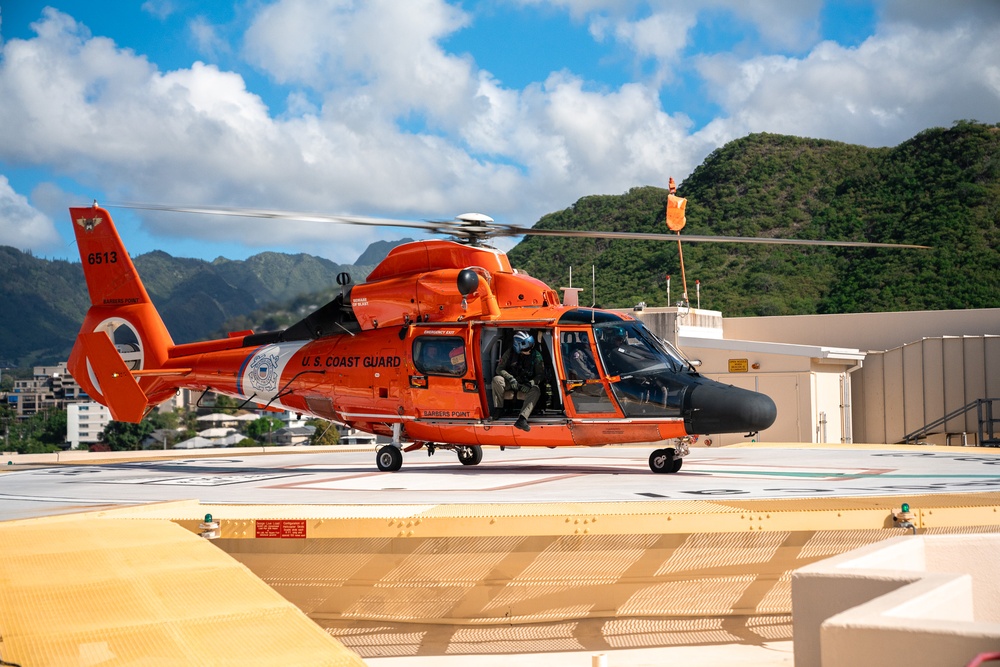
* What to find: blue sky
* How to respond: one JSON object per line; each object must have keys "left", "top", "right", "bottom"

{"left": 1, "top": 1, "right": 998, "bottom": 264}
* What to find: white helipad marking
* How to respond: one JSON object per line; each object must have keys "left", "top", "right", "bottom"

{"left": 681, "top": 462, "right": 883, "bottom": 480}
{"left": 100, "top": 474, "right": 300, "bottom": 486}
{"left": 293, "top": 473, "right": 558, "bottom": 492}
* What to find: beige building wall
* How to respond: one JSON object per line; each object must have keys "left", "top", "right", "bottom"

{"left": 697, "top": 370, "right": 810, "bottom": 445}
{"left": 720, "top": 309, "right": 999, "bottom": 445}
{"left": 855, "top": 335, "right": 1000, "bottom": 444}
{"left": 687, "top": 350, "right": 856, "bottom": 445}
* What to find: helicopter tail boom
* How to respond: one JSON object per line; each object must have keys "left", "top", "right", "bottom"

{"left": 67, "top": 205, "right": 175, "bottom": 421}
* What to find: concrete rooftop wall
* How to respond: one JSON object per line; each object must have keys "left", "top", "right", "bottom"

{"left": 792, "top": 534, "right": 1000, "bottom": 667}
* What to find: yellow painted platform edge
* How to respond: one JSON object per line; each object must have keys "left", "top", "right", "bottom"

{"left": 18, "top": 494, "right": 998, "bottom": 538}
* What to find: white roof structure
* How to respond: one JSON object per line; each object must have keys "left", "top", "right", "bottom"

{"left": 196, "top": 412, "right": 260, "bottom": 423}
{"left": 173, "top": 433, "right": 246, "bottom": 449}
{"left": 197, "top": 427, "right": 237, "bottom": 438}
{"left": 679, "top": 334, "right": 866, "bottom": 362}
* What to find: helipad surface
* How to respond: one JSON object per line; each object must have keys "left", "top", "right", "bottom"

{"left": 3, "top": 444, "right": 1000, "bottom": 521}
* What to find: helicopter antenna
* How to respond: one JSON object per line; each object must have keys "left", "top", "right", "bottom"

{"left": 591, "top": 265, "right": 597, "bottom": 309}
{"left": 591, "top": 265, "right": 597, "bottom": 324}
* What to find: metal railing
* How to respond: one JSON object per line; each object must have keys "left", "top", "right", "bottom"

{"left": 903, "top": 398, "right": 1000, "bottom": 447}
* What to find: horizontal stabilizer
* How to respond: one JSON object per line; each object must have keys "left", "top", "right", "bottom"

{"left": 80, "top": 332, "right": 149, "bottom": 423}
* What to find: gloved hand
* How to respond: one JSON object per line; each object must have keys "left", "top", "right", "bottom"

{"left": 509, "top": 379, "right": 519, "bottom": 392}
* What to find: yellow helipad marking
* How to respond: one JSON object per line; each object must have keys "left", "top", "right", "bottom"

{"left": 0, "top": 515, "right": 366, "bottom": 667}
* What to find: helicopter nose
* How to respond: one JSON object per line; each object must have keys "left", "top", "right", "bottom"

{"left": 685, "top": 381, "right": 777, "bottom": 435}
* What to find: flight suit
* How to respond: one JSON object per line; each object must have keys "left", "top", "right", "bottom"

{"left": 491, "top": 347, "right": 545, "bottom": 420}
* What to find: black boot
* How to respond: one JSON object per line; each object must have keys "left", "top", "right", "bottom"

{"left": 514, "top": 415, "right": 530, "bottom": 432}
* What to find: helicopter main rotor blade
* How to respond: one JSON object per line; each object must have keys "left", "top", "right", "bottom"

{"left": 109, "top": 202, "right": 448, "bottom": 233}
{"left": 501, "top": 226, "right": 930, "bottom": 249}
{"left": 108, "top": 202, "right": 930, "bottom": 249}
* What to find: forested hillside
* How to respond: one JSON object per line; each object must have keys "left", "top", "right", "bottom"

{"left": 509, "top": 121, "right": 1000, "bottom": 314}
{"left": 0, "top": 248, "right": 369, "bottom": 367}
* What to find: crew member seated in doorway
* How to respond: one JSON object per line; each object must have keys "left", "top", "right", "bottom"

{"left": 491, "top": 331, "right": 545, "bottom": 431}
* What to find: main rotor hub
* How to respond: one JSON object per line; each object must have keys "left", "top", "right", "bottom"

{"left": 456, "top": 213, "right": 494, "bottom": 225}
{"left": 445, "top": 212, "right": 498, "bottom": 245}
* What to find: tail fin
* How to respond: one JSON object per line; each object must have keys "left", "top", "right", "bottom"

{"left": 67, "top": 205, "right": 174, "bottom": 422}
{"left": 77, "top": 332, "right": 149, "bottom": 422}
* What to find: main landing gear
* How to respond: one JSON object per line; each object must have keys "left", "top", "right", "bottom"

{"left": 376, "top": 445, "right": 403, "bottom": 472}
{"left": 375, "top": 441, "right": 484, "bottom": 472}
{"left": 456, "top": 445, "right": 483, "bottom": 466}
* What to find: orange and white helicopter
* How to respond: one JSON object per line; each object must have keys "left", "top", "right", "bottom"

{"left": 67, "top": 189, "right": 925, "bottom": 473}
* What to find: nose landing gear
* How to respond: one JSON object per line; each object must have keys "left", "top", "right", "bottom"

{"left": 648, "top": 438, "right": 690, "bottom": 473}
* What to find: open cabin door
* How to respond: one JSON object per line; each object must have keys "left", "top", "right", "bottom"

{"left": 478, "top": 326, "right": 565, "bottom": 418}
{"left": 557, "top": 327, "right": 619, "bottom": 417}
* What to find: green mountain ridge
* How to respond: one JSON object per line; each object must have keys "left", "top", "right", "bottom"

{"left": 0, "top": 247, "right": 378, "bottom": 368}
{"left": 2, "top": 122, "right": 997, "bottom": 369}
{"left": 509, "top": 122, "right": 1000, "bottom": 315}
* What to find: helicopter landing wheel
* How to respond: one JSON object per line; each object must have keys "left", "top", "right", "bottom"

{"left": 457, "top": 445, "right": 483, "bottom": 466}
{"left": 649, "top": 447, "right": 677, "bottom": 474}
{"left": 376, "top": 445, "right": 403, "bottom": 472}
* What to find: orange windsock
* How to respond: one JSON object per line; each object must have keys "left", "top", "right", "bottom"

{"left": 666, "top": 187, "right": 687, "bottom": 232}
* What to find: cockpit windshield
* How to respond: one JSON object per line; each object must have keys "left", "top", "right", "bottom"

{"left": 593, "top": 320, "right": 695, "bottom": 418}
{"left": 594, "top": 321, "right": 690, "bottom": 376}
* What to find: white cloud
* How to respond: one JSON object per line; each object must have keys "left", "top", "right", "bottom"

{"left": 713, "top": 0, "right": 823, "bottom": 52}
{"left": 544, "top": 0, "right": 823, "bottom": 74}
{"left": 242, "top": 0, "right": 475, "bottom": 126}
{"left": 0, "top": 2, "right": 998, "bottom": 264}
{"left": 696, "top": 17, "right": 1000, "bottom": 146}
{"left": 189, "top": 15, "right": 230, "bottom": 60}
{"left": 0, "top": 4, "right": 700, "bottom": 264}
{"left": 0, "top": 176, "right": 61, "bottom": 251}
{"left": 594, "top": 10, "right": 695, "bottom": 85}
{"left": 141, "top": 1, "right": 177, "bottom": 21}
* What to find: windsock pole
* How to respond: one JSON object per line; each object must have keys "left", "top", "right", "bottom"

{"left": 666, "top": 177, "right": 690, "bottom": 306}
